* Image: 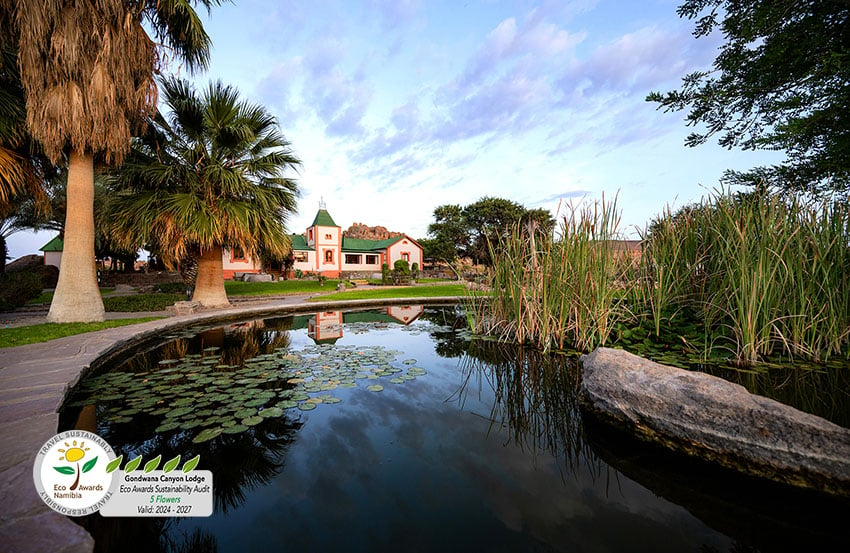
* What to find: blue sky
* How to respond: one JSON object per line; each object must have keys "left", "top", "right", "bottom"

{"left": 8, "top": 0, "right": 784, "bottom": 259}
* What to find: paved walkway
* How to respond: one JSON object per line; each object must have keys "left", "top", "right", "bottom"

{"left": 0, "top": 295, "right": 460, "bottom": 553}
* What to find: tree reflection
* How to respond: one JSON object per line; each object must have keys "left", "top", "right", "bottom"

{"left": 452, "top": 341, "right": 598, "bottom": 476}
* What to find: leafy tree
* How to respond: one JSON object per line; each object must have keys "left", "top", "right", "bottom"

{"left": 463, "top": 197, "right": 527, "bottom": 265}
{"left": 648, "top": 0, "right": 850, "bottom": 196}
{"left": 3, "top": 0, "right": 219, "bottom": 322}
{"left": 105, "top": 77, "right": 300, "bottom": 308}
{"left": 522, "top": 207, "right": 557, "bottom": 238}
{"left": 426, "top": 204, "right": 467, "bottom": 262}
{"left": 427, "top": 197, "right": 555, "bottom": 265}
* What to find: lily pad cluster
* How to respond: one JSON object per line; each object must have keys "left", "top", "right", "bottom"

{"left": 67, "top": 341, "right": 429, "bottom": 444}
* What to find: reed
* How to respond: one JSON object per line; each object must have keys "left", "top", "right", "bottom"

{"left": 469, "top": 196, "right": 633, "bottom": 352}
{"left": 473, "top": 188, "right": 849, "bottom": 365}
{"left": 641, "top": 189, "right": 850, "bottom": 364}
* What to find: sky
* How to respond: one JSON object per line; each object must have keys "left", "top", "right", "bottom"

{"left": 8, "top": 0, "right": 785, "bottom": 260}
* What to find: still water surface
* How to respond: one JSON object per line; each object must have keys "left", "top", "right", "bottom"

{"left": 60, "top": 306, "right": 850, "bottom": 552}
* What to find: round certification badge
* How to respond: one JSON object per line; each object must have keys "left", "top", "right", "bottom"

{"left": 33, "top": 430, "right": 119, "bottom": 516}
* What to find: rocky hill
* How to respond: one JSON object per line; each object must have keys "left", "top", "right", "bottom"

{"left": 343, "top": 222, "right": 403, "bottom": 241}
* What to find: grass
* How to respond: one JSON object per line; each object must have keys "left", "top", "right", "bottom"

{"left": 312, "top": 283, "right": 467, "bottom": 301}
{"left": 470, "top": 195, "right": 631, "bottom": 353}
{"left": 0, "top": 317, "right": 163, "bottom": 348}
{"left": 639, "top": 189, "right": 850, "bottom": 364}
{"left": 102, "top": 294, "right": 182, "bottom": 312}
{"left": 475, "top": 188, "right": 850, "bottom": 365}
{"left": 225, "top": 280, "right": 342, "bottom": 296}
{"left": 26, "top": 287, "right": 116, "bottom": 306}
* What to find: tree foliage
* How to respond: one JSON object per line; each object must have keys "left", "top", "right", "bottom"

{"left": 648, "top": 0, "right": 850, "bottom": 195}
{"left": 426, "top": 196, "right": 555, "bottom": 265}
{"left": 104, "top": 77, "right": 301, "bottom": 265}
{"left": 6, "top": 0, "right": 220, "bottom": 165}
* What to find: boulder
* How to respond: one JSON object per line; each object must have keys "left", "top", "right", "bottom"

{"left": 243, "top": 273, "right": 273, "bottom": 282}
{"left": 580, "top": 347, "right": 850, "bottom": 496}
{"left": 167, "top": 301, "right": 201, "bottom": 315}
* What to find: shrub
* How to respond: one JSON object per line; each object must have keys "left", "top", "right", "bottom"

{"left": 294, "top": 269, "right": 304, "bottom": 279}
{"left": 411, "top": 262, "right": 419, "bottom": 281}
{"left": 0, "top": 271, "right": 44, "bottom": 311}
{"left": 154, "top": 282, "right": 186, "bottom": 294}
{"left": 102, "top": 293, "right": 182, "bottom": 312}
{"left": 392, "top": 259, "right": 410, "bottom": 285}
{"left": 381, "top": 263, "right": 390, "bottom": 285}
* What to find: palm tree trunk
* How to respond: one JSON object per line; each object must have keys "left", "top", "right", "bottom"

{"left": 47, "top": 150, "right": 104, "bottom": 322}
{"left": 192, "top": 245, "right": 230, "bottom": 308}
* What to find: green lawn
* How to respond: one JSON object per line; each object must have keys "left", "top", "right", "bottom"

{"left": 225, "top": 279, "right": 342, "bottom": 296}
{"left": 0, "top": 317, "right": 163, "bottom": 349}
{"left": 311, "top": 283, "right": 467, "bottom": 301}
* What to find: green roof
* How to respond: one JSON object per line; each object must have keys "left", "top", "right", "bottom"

{"left": 40, "top": 236, "right": 63, "bottom": 252}
{"left": 289, "top": 234, "right": 313, "bottom": 251}
{"left": 341, "top": 236, "right": 403, "bottom": 252}
{"left": 311, "top": 209, "right": 338, "bottom": 228}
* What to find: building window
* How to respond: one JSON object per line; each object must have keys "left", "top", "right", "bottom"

{"left": 294, "top": 251, "right": 308, "bottom": 262}
{"left": 402, "top": 252, "right": 410, "bottom": 262}
{"left": 325, "top": 233, "right": 333, "bottom": 240}
{"left": 365, "top": 254, "right": 379, "bottom": 265}
{"left": 231, "top": 247, "right": 246, "bottom": 262}
{"left": 324, "top": 249, "right": 334, "bottom": 264}
{"left": 344, "top": 254, "right": 361, "bottom": 265}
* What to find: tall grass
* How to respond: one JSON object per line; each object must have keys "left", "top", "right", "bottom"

{"left": 641, "top": 189, "right": 850, "bottom": 365}
{"left": 472, "top": 189, "right": 850, "bottom": 365}
{"left": 468, "top": 196, "right": 633, "bottom": 352}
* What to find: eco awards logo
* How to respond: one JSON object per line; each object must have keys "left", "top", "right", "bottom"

{"left": 33, "top": 430, "right": 118, "bottom": 516}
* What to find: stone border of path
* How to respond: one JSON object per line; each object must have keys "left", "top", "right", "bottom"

{"left": 0, "top": 296, "right": 461, "bottom": 553}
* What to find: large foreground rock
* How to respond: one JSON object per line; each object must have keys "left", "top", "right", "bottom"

{"left": 580, "top": 348, "right": 850, "bottom": 496}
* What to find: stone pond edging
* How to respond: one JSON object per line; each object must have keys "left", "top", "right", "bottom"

{"left": 0, "top": 296, "right": 460, "bottom": 553}
{"left": 580, "top": 347, "right": 850, "bottom": 496}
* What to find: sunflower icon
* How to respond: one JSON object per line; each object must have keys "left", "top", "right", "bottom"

{"left": 55, "top": 440, "right": 97, "bottom": 490}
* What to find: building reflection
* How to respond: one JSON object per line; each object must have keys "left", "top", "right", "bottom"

{"left": 305, "top": 305, "right": 424, "bottom": 344}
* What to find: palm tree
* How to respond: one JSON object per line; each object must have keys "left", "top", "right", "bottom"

{"left": 3, "top": 0, "right": 219, "bottom": 322}
{"left": 105, "top": 77, "right": 300, "bottom": 308}
{"left": 0, "top": 30, "right": 51, "bottom": 218}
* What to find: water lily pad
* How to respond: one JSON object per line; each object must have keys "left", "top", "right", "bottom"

{"left": 241, "top": 416, "right": 264, "bottom": 426}
{"left": 165, "top": 406, "right": 194, "bottom": 418}
{"left": 260, "top": 407, "right": 283, "bottom": 418}
{"left": 192, "top": 428, "right": 223, "bottom": 443}
{"left": 402, "top": 359, "right": 417, "bottom": 365}
{"left": 156, "top": 421, "right": 180, "bottom": 433}
{"left": 388, "top": 378, "right": 404, "bottom": 384}
{"left": 276, "top": 400, "right": 298, "bottom": 409}
{"left": 223, "top": 424, "right": 249, "bottom": 434}
{"left": 244, "top": 398, "right": 268, "bottom": 408}
{"left": 297, "top": 402, "right": 316, "bottom": 411}
{"left": 180, "top": 420, "right": 203, "bottom": 430}
{"left": 367, "top": 385, "right": 384, "bottom": 392}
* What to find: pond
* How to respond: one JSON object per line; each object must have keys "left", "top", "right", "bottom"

{"left": 59, "top": 306, "right": 850, "bottom": 553}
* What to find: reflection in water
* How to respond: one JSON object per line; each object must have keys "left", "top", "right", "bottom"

{"left": 59, "top": 306, "right": 850, "bottom": 552}
{"left": 456, "top": 339, "right": 850, "bottom": 552}
{"left": 453, "top": 343, "right": 594, "bottom": 476}
{"left": 586, "top": 420, "right": 850, "bottom": 553}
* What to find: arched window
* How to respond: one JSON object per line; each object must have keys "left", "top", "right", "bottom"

{"left": 324, "top": 249, "right": 334, "bottom": 264}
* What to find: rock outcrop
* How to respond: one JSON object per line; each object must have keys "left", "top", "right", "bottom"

{"left": 580, "top": 347, "right": 850, "bottom": 496}
{"left": 343, "top": 222, "right": 403, "bottom": 241}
